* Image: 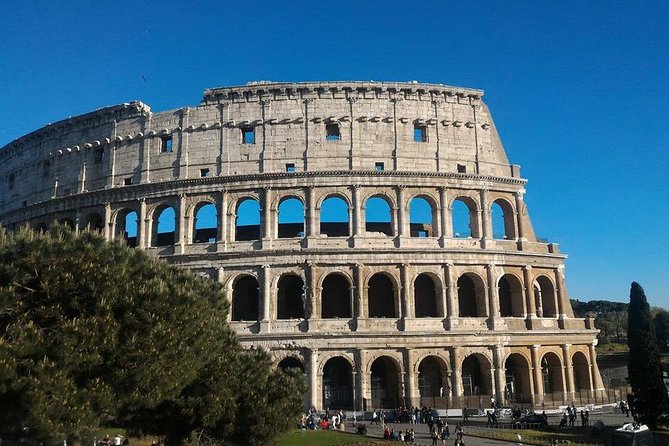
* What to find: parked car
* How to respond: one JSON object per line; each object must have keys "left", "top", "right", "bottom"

{"left": 513, "top": 413, "right": 548, "bottom": 427}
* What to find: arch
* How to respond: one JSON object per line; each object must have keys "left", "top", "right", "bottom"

{"left": 504, "top": 353, "right": 532, "bottom": 403}
{"left": 370, "top": 356, "right": 402, "bottom": 408}
{"left": 278, "top": 356, "right": 305, "bottom": 373}
{"left": 365, "top": 195, "right": 393, "bottom": 236}
{"left": 498, "top": 274, "right": 524, "bottom": 317}
{"left": 368, "top": 273, "right": 397, "bottom": 318}
{"left": 116, "top": 209, "right": 138, "bottom": 247}
{"left": 451, "top": 197, "right": 478, "bottom": 238}
{"left": 462, "top": 353, "right": 493, "bottom": 396}
{"left": 457, "top": 273, "right": 486, "bottom": 317}
{"left": 414, "top": 273, "right": 439, "bottom": 318}
{"left": 322, "top": 356, "right": 354, "bottom": 409}
{"left": 409, "top": 196, "right": 436, "bottom": 238}
{"left": 82, "top": 212, "right": 104, "bottom": 232}
{"left": 57, "top": 218, "right": 75, "bottom": 229}
{"left": 152, "top": 206, "right": 176, "bottom": 247}
{"left": 418, "top": 355, "right": 449, "bottom": 398}
{"left": 235, "top": 198, "right": 260, "bottom": 241}
{"left": 541, "top": 351, "right": 564, "bottom": 395}
{"left": 277, "top": 274, "right": 305, "bottom": 319}
{"left": 231, "top": 275, "right": 259, "bottom": 321}
{"left": 320, "top": 195, "right": 350, "bottom": 237}
{"left": 491, "top": 199, "right": 516, "bottom": 240}
{"left": 193, "top": 202, "right": 218, "bottom": 243}
{"left": 572, "top": 351, "right": 592, "bottom": 392}
{"left": 321, "top": 273, "right": 352, "bottom": 319}
{"left": 278, "top": 197, "right": 305, "bottom": 238}
{"left": 534, "top": 275, "right": 557, "bottom": 317}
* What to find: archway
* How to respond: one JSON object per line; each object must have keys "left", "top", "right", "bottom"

{"left": 278, "top": 356, "right": 305, "bottom": 373}
{"left": 409, "top": 196, "right": 435, "bottom": 237}
{"left": 370, "top": 357, "right": 401, "bottom": 408}
{"left": 320, "top": 196, "right": 350, "bottom": 237}
{"left": 534, "top": 276, "right": 557, "bottom": 317}
{"left": 83, "top": 212, "right": 104, "bottom": 232}
{"left": 235, "top": 198, "right": 260, "bottom": 241}
{"left": 541, "top": 352, "right": 564, "bottom": 396}
{"left": 365, "top": 196, "right": 393, "bottom": 236}
{"left": 278, "top": 197, "right": 304, "bottom": 238}
{"left": 232, "top": 275, "right": 259, "bottom": 321}
{"left": 461, "top": 354, "right": 492, "bottom": 396}
{"left": 418, "top": 356, "right": 448, "bottom": 399}
{"left": 452, "top": 197, "right": 478, "bottom": 238}
{"left": 153, "top": 206, "right": 176, "bottom": 247}
{"left": 368, "top": 273, "right": 397, "bottom": 318}
{"left": 277, "top": 274, "right": 305, "bottom": 319}
{"left": 572, "top": 351, "right": 592, "bottom": 394}
{"left": 498, "top": 274, "right": 524, "bottom": 317}
{"left": 504, "top": 354, "right": 532, "bottom": 404}
{"left": 323, "top": 357, "right": 354, "bottom": 409}
{"left": 321, "top": 273, "right": 352, "bottom": 319}
{"left": 414, "top": 274, "right": 439, "bottom": 317}
{"left": 457, "top": 273, "right": 486, "bottom": 317}
{"left": 193, "top": 202, "right": 217, "bottom": 243}
{"left": 491, "top": 199, "right": 516, "bottom": 240}
{"left": 116, "top": 209, "right": 138, "bottom": 247}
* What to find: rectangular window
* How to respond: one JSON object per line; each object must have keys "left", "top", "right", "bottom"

{"left": 42, "top": 160, "right": 51, "bottom": 178}
{"left": 375, "top": 162, "right": 384, "bottom": 171}
{"left": 241, "top": 126, "right": 255, "bottom": 144}
{"left": 95, "top": 148, "right": 104, "bottom": 165}
{"left": 161, "top": 136, "right": 173, "bottom": 153}
{"left": 8, "top": 173, "right": 15, "bottom": 190}
{"left": 325, "top": 123, "right": 341, "bottom": 141}
{"left": 414, "top": 124, "right": 427, "bottom": 142}
{"left": 200, "top": 168, "right": 210, "bottom": 177}
{"left": 286, "top": 163, "right": 296, "bottom": 173}
{"left": 124, "top": 178, "right": 132, "bottom": 185}
{"left": 457, "top": 164, "right": 467, "bottom": 173}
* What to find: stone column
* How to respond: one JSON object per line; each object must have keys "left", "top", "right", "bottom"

{"left": 358, "top": 349, "right": 371, "bottom": 410}
{"left": 261, "top": 187, "right": 273, "bottom": 249}
{"left": 176, "top": 194, "right": 187, "bottom": 253}
{"left": 439, "top": 186, "right": 451, "bottom": 246}
{"left": 306, "top": 186, "right": 317, "bottom": 238}
{"left": 452, "top": 347, "right": 463, "bottom": 399}
{"left": 305, "top": 262, "right": 318, "bottom": 321}
{"left": 400, "top": 263, "right": 414, "bottom": 324}
{"left": 523, "top": 266, "right": 536, "bottom": 323}
{"left": 554, "top": 267, "right": 567, "bottom": 325}
{"left": 308, "top": 349, "right": 319, "bottom": 409}
{"left": 562, "top": 344, "right": 575, "bottom": 400}
{"left": 514, "top": 191, "right": 526, "bottom": 241}
{"left": 531, "top": 345, "right": 543, "bottom": 404}
{"left": 138, "top": 198, "right": 147, "bottom": 249}
{"left": 588, "top": 343, "right": 605, "bottom": 394}
{"left": 494, "top": 346, "right": 506, "bottom": 405}
{"left": 397, "top": 186, "right": 407, "bottom": 241}
{"left": 404, "top": 349, "right": 417, "bottom": 407}
{"left": 217, "top": 190, "right": 227, "bottom": 251}
{"left": 260, "top": 264, "right": 272, "bottom": 332}
{"left": 352, "top": 185, "right": 363, "bottom": 245}
{"left": 354, "top": 263, "right": 366, "bottom": 329}
{"left": 74, "top": 210, "right": 82, "bottom": 234}
{"left": 486, "top": 263, "right": 501, "bottom": 330}
{"left": 479, "top": 189, "right": 491, "bottom": 248}
{"left": 445, "top": 263, "right": 457, "bottom": 328}
{"left": 103, "top": 202, "right": 112, "bottom": 241}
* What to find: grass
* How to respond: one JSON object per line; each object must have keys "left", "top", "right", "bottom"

{"left": 276, "top": 429, "right": 382, "bottom": 446}
{"left": 466, "top": 425, "right": 608, "bottom": 445}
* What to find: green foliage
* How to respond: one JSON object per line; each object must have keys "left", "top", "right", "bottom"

{"left": 0, "top": 226, "right": 305, "bottom": 446}
{"left": 655, "top": 310, "right": 669, "bottom": 354}
{"left": 571, "top": 299, "right": 629, "bottom": 344}
{"left": 627, "top": 282, "right": 669, "bottom": 428}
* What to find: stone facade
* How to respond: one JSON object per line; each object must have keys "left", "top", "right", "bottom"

{"left": 0, "top": 81, "right": 603, "bottom": 411}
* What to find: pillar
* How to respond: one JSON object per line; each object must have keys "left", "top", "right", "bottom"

{"left": 176, "top": 194, "right": 187, "bottom": 253}
{"left": 486, "top": 263, "right": 501, "bottom": 329}
{"left": 493, "top": 346, "right": 506, "bottom": 404}
{"left": 531, "top": 345, "right": 544, "bottom": 404}
{"left": 308, "top": 349, "right": 319, "bottom": 409}
{"left": 479, "top": 189, "right": 491, "bottom": 248}
{"left": 445, "top": 263, "right": 457, "bottom": 327}
{"left": 217, "top": 190, "right": 227, "bottom": 251}
{"left": 305, "top": 262, "right": 318, "bottom": 321}
{"left": 352, "top": 185, "right": 363, "bottom": 241}
{"left": 554, "top": 267, "right": 567, "bottom": 323}
{"left": 404, "top": 349, "right": 417, "bottom": 407}
{"left": 523, "top": 266, "right": 536, "bottom": 321}
{"left": 260, "top": 264, "right": 272, "bottom": 332}
{"left": 354, "top": 263, "right": 366, "bottom": 322}
{"left": 103, "top": 202, "right": 112, "bottom": 241}
{"left": 452, "top": 347, "right": 463, "bottom": 399}
{"left": 397, "top": 185, "right": 407, "bottom": 239}
{"left": 439, "top": 186, "right": 451, "bottom": 245}
{"left": 588, "top": 343, "right": 605, "bottom": 394}
{"left": 138, "top": 198, "right": 147, "bottom": 249}
{"left": 400, "top": 263, "right": 413, "bottom": 321}
{"left": 514, "top": 191, "right": 526, "bottom": 241}
{"left": 306, "top": 186, "right": 317, "bottom": 238}
{"left": 562, "top": 344, "right": 575, "bottom": 400}
{"left": 261, "top": 187, "right": 272, "bottom": 248}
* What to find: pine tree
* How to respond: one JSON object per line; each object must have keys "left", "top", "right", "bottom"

{"left": 627, "top": 282, "right": 669, "bottom": 428}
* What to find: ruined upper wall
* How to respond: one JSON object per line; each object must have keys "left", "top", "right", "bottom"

{"left": 0, "top": 81, "right": 520, "bottom": 215}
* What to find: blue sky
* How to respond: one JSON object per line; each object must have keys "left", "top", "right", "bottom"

{"left": 1, "top": 1, "right": 667, "bottom": 308}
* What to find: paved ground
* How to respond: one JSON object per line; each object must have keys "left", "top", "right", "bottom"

{"left": 343, "top": 405, "right": 631, "bottom": 445}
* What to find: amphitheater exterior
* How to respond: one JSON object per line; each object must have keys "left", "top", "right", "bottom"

{"left": 0, "top": 81, "right": 604, "bottom": 411}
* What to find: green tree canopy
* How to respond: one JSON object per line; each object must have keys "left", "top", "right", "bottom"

{"left": 0, "top": 226, "right": 304, "bottom": 445}
{"left": 627, "top": 282, "right": 669, "bottom": 428}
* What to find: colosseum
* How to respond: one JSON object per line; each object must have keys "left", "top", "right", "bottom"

{"left": 0, "top": 81, "right": 604, "bottom": 412}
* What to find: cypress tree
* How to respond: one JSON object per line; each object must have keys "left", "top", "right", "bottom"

{"left": 627, "top": 282, "right": 669, "bottom": 428}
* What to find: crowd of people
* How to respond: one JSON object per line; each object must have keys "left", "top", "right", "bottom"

{"left": 558, "top": 404, "right": 590, "bottom": 428}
